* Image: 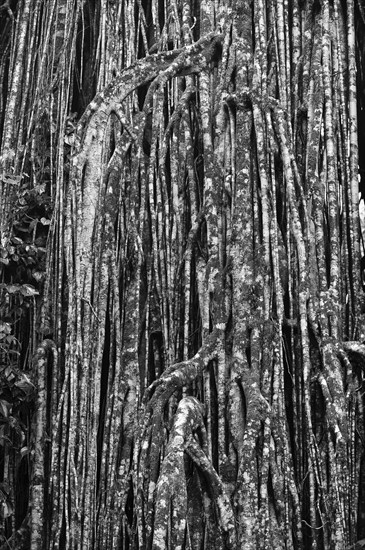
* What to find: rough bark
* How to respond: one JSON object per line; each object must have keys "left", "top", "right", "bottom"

{"left": 1, "top": 1, "right": 365, "bottom": 549}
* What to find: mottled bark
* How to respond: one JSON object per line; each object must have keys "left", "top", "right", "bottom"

{"left": 1, "top": 1, "right": 365, "bottom": 549}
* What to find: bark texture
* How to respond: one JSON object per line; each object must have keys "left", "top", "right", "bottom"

{"left": 1, "top": 0, "right": 365, "bottom": 549}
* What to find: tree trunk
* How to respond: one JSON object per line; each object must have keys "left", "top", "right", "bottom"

{"left": 1, "top": 1, "right": 365, "bottom": 548}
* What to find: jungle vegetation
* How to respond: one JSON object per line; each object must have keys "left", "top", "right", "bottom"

{"left": 1, "top": 0, "right": 365, "bottom": 548}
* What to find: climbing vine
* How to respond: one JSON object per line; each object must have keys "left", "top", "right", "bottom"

{"left": 1, "top": 0, "right": 365, "bottom": 549}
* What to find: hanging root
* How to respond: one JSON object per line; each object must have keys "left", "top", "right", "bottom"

{"left": 152, "top": 396, "right": 236, "bottom": 550}
{"left": 145, "top": 329, "right": 219, "bottom": 407}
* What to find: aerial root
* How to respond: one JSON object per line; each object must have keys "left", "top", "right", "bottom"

{"left": 152, "top": 396, "right": 236, "bottom": 549}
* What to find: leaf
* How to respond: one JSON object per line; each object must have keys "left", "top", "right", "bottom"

{"left": 40, "top": 217, "right": 51, "bottom": 225}
{"left": 64, "top": 133, "right": 77, "bottom": 146}
{"left": 0, "top": 400, "right": 10, "bottom": 418}
{"left": 14, "top": 373, "right": 35, "bottom": 395}
{"left": 32, "top": 270, "right": 45, "bottom": 282}
{"left": 28, "top": 219, "right": 38, "bottom": 231}
{"left": 0, "top": 322, "right": 11, "bottom": 335}
{"left": 0, "top": 283, "right": 20, "bottom": 294}
{"left": 4, "top": 367, "right": 16, "bottom": 383}
{"left": 1, "top": 501, "right": 13, "bottom": 518}
{"left": 34, "top": 183, "right": 46, "bottom": 194}
{"left": 11, "top": 236, "right": 23, "bottom": 245}
{"left": 20, "top": 446, "right": 29, "bottom": 458}
{"left": 5, "top": 335, "right": 17, "bottom": 344}
{"left": 20, "top": 284, "right": 39, "bottom": 296}
{"left": 7, "top": 284, "right": 21, "bottom": 293}
{"left": 2, "top": 174, "right": 21, "bottom": 185}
